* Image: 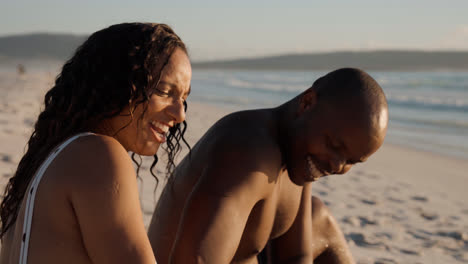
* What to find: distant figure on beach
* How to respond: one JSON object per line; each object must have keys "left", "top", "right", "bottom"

{"left": 16, "top": 64, "right": 26, "bottom": 76}
{"left": 15, "top": 64, "right": 26, "bottom": 83}
{"left": 148, "top": 68, "right": 388, "bottom": 263}
{"left": 0, "top": 23, "right": 191, "bottom": 263}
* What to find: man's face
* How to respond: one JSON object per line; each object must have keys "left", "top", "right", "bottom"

{"left": 286, "top": 92, "right": 387, "bottom": 185}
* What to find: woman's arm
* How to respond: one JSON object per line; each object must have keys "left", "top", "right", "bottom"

{"left": 67, "top": 135, "right": 156, "bottom": 264}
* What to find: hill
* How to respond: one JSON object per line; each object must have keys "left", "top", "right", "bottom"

{"left": 1, "top": 34, "right": 467, "bottom": 70}
{"left": 0, "top": 33, "right": 86, "bottom": 60}
{"left": 193, "top": 51, "right": 468, "bottom": 71}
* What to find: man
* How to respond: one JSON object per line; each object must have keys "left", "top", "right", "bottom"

{"left": 148, "top": 68, "right": 388, "bottom": 263}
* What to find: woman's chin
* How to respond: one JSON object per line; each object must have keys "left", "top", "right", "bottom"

{"left": 134, "top": 143, "right": 161, "bottom": 156}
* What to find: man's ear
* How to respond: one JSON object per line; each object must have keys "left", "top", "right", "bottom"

{"left": 297, "top": 88, "right": 317, "bottom": 116}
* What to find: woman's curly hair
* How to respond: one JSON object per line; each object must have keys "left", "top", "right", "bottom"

{"left": 0, "top": 22, "right": 190, "bottom": 239}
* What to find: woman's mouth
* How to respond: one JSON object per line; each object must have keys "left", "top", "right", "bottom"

{"left": 149, "top": 121, "right": 170, "bottom": 143}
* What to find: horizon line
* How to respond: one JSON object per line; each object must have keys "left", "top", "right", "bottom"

{"left": 192, "top": 49, "right": 468, "bottom": 63}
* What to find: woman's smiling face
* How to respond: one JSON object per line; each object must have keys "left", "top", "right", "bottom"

{"left": 107, "top": 48, "right": 192, "bottom": 156}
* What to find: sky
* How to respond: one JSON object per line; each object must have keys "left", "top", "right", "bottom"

{"left": 1, "top": 0, "right": 467, "bottom": 61}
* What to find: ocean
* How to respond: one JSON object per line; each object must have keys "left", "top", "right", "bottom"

{"left": 190, "top": 69, "right": 468, "bottom": 160}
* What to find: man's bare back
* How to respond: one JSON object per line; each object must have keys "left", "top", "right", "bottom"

{"left": 149, "top": 68, "right": 388, "bottom": 263}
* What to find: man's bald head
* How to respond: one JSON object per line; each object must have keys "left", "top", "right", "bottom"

{"left": 310, "top": 68, "right": 388, "bottom": 137}
{"left": 313, "top": 68, "right": 387, "bottom": 112}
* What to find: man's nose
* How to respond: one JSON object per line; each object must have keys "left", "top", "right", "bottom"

{"left": 329, "top": 156, "right": 345, "bottom": 175}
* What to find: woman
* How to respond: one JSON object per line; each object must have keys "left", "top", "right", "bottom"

{"left": 0, "top": 22, "right": 191, "bottom": 263}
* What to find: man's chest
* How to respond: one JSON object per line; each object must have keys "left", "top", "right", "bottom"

{"left": 236, "top": 173, "right": 304, "bottom": 256}
{"left": 270, "top": 172, "right": 304, "bottom": 238}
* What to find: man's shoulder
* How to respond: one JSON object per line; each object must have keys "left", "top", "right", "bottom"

{"left": 194, "top": 110, "right": 284, "bottom": 193}
{"left": 210, "top": 110, "right": 282, "bottom": 165}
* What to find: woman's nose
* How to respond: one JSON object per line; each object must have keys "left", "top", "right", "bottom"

{"left": 167, "top": 98, "right": 186, "bottom": 124}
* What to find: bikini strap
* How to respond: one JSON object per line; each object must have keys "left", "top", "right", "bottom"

{"left": 19, "top": 132, "right": 95, "bottom": 264}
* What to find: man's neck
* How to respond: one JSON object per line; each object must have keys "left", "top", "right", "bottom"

{"left": 272, "top": 99, "right": 298, "bottom": 170}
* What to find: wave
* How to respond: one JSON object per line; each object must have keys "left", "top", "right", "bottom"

{"left": 377, "top": 78, "right": 468, "bottom": 89}
{"left": 190, "top": 69, "right": 468, "bottom": 159}
{"left": 387, "top": 94, "right": 468, "bottom": 112}
{"left": 190, "top": 94, "right": 276, "bottom": 108}
{"left": 373, "top": 73, "right": 468, "bottom": 92}
{"left": 192, "top": 70, "right": 468, "bottom": 112}
{"left": 225, "top": 78, "right": 304, "bottom": 93}
{"left": 193, "top": 71, "right": 311, "bottom": 94}
{"left": 391, "top": 116, "right": 468, "bottom": 132}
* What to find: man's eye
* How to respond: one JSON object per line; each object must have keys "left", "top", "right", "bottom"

{"left": 326, "top": 137, "right": 337, "bottom": 149}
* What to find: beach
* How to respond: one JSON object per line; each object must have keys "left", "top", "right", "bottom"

{"left": 0, "top": 64, "right": 467, "bottom": 263}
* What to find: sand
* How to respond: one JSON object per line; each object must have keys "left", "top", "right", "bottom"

{"left": 0, "top": 66, "right": 467, "bottom": 263}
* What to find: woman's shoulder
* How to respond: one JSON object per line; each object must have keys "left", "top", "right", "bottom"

{"left": 68, "top": 132, "right": 124, "bottom": 150}
{"left": 61, "top": 133, "right": 131, "bottom": 165}
{"left": 53, "top": 133, "right": 136, "bottom": 190}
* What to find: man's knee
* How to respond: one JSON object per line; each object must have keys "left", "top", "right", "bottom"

{"left": 311, "top": 197, "right": 355, "bottom": 263}
{"left": 312, "top": 196, "right": 333, "bottom": 227}
{"left": 312, "top": 196, "right": 344, "bottom": 239}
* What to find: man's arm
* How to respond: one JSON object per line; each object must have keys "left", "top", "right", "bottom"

{"left": 169, "top": 147, "right": 278, "bottom": 263}
{"left": 270, "top": 194, "right": 356, "bottom": 264}
{"left": 269, "top": 183, "right": 314, "bottom": 264}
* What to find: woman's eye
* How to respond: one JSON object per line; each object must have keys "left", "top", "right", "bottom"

{"left": 153, "top": 88, "right": 170, "bottom": 96}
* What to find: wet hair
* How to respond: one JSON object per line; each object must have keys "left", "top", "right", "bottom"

{"left": 312, "top": 68, "right": 388, "bottom": 112}
{"left": 0, "top": 22, "right": 190, "bottom": 239}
